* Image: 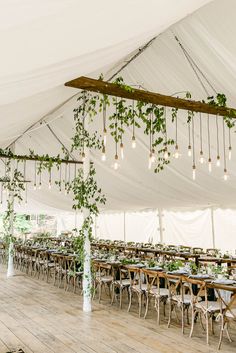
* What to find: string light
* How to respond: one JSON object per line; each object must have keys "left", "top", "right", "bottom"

{"left": 114, "top": 154, "right": 119, "bottom": 170}
{"left": 101, "top": 146, "right": 106, "bottom": 161}
{"left": 131, "top": 100, "right": 136, "bottom": 148}
{"left": 114, "top": 100, "right": 119, "bottom": 170}
{"left": 120, "top": 112, "right": 124, "bottom": 160}
{"left": 173, "top": 113, "right": 180, "bottom": 159}
{"left": 103, "top": 99, "right": 107, "bottom": 147}
{"left": 222, "top": 118, "right": 228, "bottom": 181}
{"left": 148, "top": 110, "right": 155, "bottom": 168}
{"left": 187, "top": 119, "right": 192, "bottom": 157}
{"left": 228, "top": 127, "right": 232, "bottom": 161}
{"left": 199, "top": 113, "right": 204, "bottom": 164}
{"left": 163, "top": 108, "right": 169, "bottom": 160}
{"left": 192, "top": 114, "right": 196, "bottom": 180}
{"left": 216, "top": 115, "right": 220, "bottom": 167}
{"left": 207, "top": 114, "right": 212, "bottom": 173}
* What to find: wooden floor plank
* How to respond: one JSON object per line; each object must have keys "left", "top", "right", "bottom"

{"left": 0, "top": 266, "right": 235, "bottom": 353}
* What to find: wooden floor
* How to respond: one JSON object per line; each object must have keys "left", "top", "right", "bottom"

{"left": 0, "top": 267, "right": 235, "bottom": 353}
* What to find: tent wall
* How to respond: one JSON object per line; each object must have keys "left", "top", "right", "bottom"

{"left": 93, "top": 208, "right": 236, "bottom": 253}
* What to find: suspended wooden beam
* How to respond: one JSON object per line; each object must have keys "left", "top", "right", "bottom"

{"left": 65, "top": 76, "right": 236, "bottom": 118}
{"left": 0, "top": 153, "right": 83, "bottom": 165}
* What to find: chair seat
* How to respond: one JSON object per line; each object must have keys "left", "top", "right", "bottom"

{"left": 195, "top": 300, "right": 225, "bottom": 312}
{"left": 225, "top": 308, "right": 236, "bottom": 319}
{"left": 150, "top": 287, "right": 169, "bottom": 297}
{"left": 131, "top": 284, "right": 148, "bottom": 292}
{"left": 171, "top": 294, "right": 194, "bottom": 305}
{"left": 97, "top": 275, "right": 113, "bottom": 283}
{"left": 114, "top": 279, "right": 130, "bottom": 287}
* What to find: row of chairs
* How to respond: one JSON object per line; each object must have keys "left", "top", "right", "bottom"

{"left": 13, "top": 246, "right": 83, "bottom": 293}
{"left": 93, "top": 262, "right": 236, "bottom": 350}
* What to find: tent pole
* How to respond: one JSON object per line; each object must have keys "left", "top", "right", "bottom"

{"left": 82, "top": 147, "right": 92, "bottom": 312}
{"left": 158, "top": 208, "right": 164, "bottom": 244}
{"left": 210, "top": 207, "right": 216, "bottom": 249}
{"left": 7, "top": 144, "right": 15, "bottom": 278}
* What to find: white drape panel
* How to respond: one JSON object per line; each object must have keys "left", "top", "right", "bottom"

{"left": 214, "top": 209, "right": 236, "bottom": 253}
{"left": 125, "top": 211, "right": 159, "bottom": 243}
{"left": 162, "top": 209, "right": 212, "bottom": 248}
{"left": 96, "top": 213, "right": 124, "bottom": 241}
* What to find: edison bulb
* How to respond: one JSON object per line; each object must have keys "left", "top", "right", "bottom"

{"left": 216, "top": 156, "right": 220, "bottom": 167}
{"left": 224, "top": 173, "right": 228, "bottom": 181}
{"left": 131, "top": 136, "right": 136, "bottom": 149}
{"left": 33, "top": 184, "right": 36, "bottom": 190}
{"left": 82, "top": 152, "right": 86, "bottom": 162}
{"left": 188, "top": 146, "right": 192, "bottom": 157}
{"left": 101, "top": 147, "right": 106, "bottom": 161}
{"left": 38, "top": 183, "right": 42, "bottom": 190}
{"left": 208, "top": 159, "right": 212, "bottom": 173}
{"left": 192, "top": 167, "right": 196, "bottom": 180}
{"left": 164, "top": 150, "right": 168, "bottom": 160}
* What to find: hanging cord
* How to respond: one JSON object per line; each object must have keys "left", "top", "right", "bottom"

{"left": 207, "top": 114, "right": 212, "bottom": 172}
{"left": 199, "top": 113, "right": 203, "bottom": 153}
{"left": 228, "top": 126, "right": 232, "bottom": 160}
{"left": 222, "top": 118, "right": 227, "bottom": 174}
{"left": 188, "top": 117, "right": 191, "bottom": 155}
{"left": 173, "top": 33, "right": 217, "bottom": 96}
{"left": 192, "top": 115, "right": 195, "bottom": 167}
{"left": 115, "top": 98, "right": 118, "bottom": 158}
{"left": 216, "top": 115, "right": 220, "bottom": 164}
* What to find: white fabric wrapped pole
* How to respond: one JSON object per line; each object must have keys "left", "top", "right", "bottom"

{"left": 82, "top": 146, "right": 92, "bottom": 312}
{"left": 7, "top": 145, "right": 15, "bottom": 278}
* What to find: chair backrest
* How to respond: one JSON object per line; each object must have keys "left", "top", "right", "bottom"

{"left": 126, "top": 266, "right": 142, "bottom": 289}
{"left": 183, "top": 276, "right": 208, "bottom": 305}
{"left": 165, "top": 273, "right": 182, "bottom": 298}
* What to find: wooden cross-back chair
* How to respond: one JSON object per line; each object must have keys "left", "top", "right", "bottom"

{"left": 216, "top": 289, "right": 236, "bottom": 349}
{"left": 93, "top": 262, "right": 113, "bottom": 303}
{"left": 126, "top": 266, "right": 147, "bottom": 317}
{"left": 142, "top": 269, "right": 168, "bottom": 324}
{"left": 165, "top": 273, "right": 194, "bottom": 334}
{"left": 111, "top": 265, "right": 130, "bottom": 309}
{"left": 185, "top": 278, "right": 225, "bottom": 345}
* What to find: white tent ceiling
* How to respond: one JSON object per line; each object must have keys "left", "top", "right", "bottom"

{"left": 2, "top": 0, "right": 236, "bottom": 212}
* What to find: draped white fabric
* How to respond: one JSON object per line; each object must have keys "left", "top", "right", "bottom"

{"left": 2, "top": 0, "right": 236, "bottom": 216}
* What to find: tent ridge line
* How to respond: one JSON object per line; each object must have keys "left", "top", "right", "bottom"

{"left": 65, "top": 76, "right": 236, "bottom": 118}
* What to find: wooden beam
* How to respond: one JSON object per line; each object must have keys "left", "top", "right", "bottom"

{"left": 0, "top": 153, "right": 82, "bottom": 165}
{"left": 65, "top": 76, "right": 236, "bottom": 118}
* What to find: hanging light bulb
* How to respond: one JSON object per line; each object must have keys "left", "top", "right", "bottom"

{"left": 229, "top": 146, "right": 232, "bottom": 161}
{"left": 148, "top": 152, "right": 153, "bottom": 170}
{"left": 81, "top": 152, "right": 86, "bottom": 162}
{"left": 38, "top": 182, "right": 42, "bottom": 190}
{"left": 33, "top": 183, "right": 36, "bottom": 190}
{"left": 164, "top": 147, "right": 169, "bottom": 160}
{"left": 101, "top": 146, "right": 106, "bottom": 161}
{"left": 199, "top": 151, "right": 204, "bottom": 164}
{"left": 223, "top": 169, "right": 228, "bottom": 181}
{"left": 208, "top": 158, "right": 212, "bottom": 173}
{"left": 174, "top": 145, "right": 179, "bottom": 159}
{"left": 192, "top": 165, "right": 196, "bottom": 180}
{"left": 131, "top": 136, "right": 136, "bottom": 149}
{"left": 48, "top": 181, "right": 52, "bottom": 190}
{"left": 114, "top": 154, "right": 119, "bottom": 170}
{"left": 188, "top": 145, "right": 192, "bottom": 157}
{"left": 151, "top": 148, "right": 155, "bottom": 163}
{"left": 216, "top": 155, "right": 220, "bottom": 167}
{"left": 120, "top": 142, "right": 124, "bottom": 160}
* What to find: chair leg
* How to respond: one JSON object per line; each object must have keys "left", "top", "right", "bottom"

{"left": 144, "top": 295, "right": 149, "bottom": 319}
{"left": 119, "top": 288, "right": 123, "bottom": 309}
{"left": 128, "top": 289, "right": 132, "bottom": 312}
{"left": 206, "top": 314, "right": 209, "bottom": 345}
{"left": 189, "top": 308, "right": 196, "bottom": 338}
{"left": 218, "top": 316, "right": 224, "bottom": 350}
{"left": 138, "top": 294, "right": 142, "bottom": 318}
{"left": 167, "top": 302, "right": 172, "bottom": 328}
